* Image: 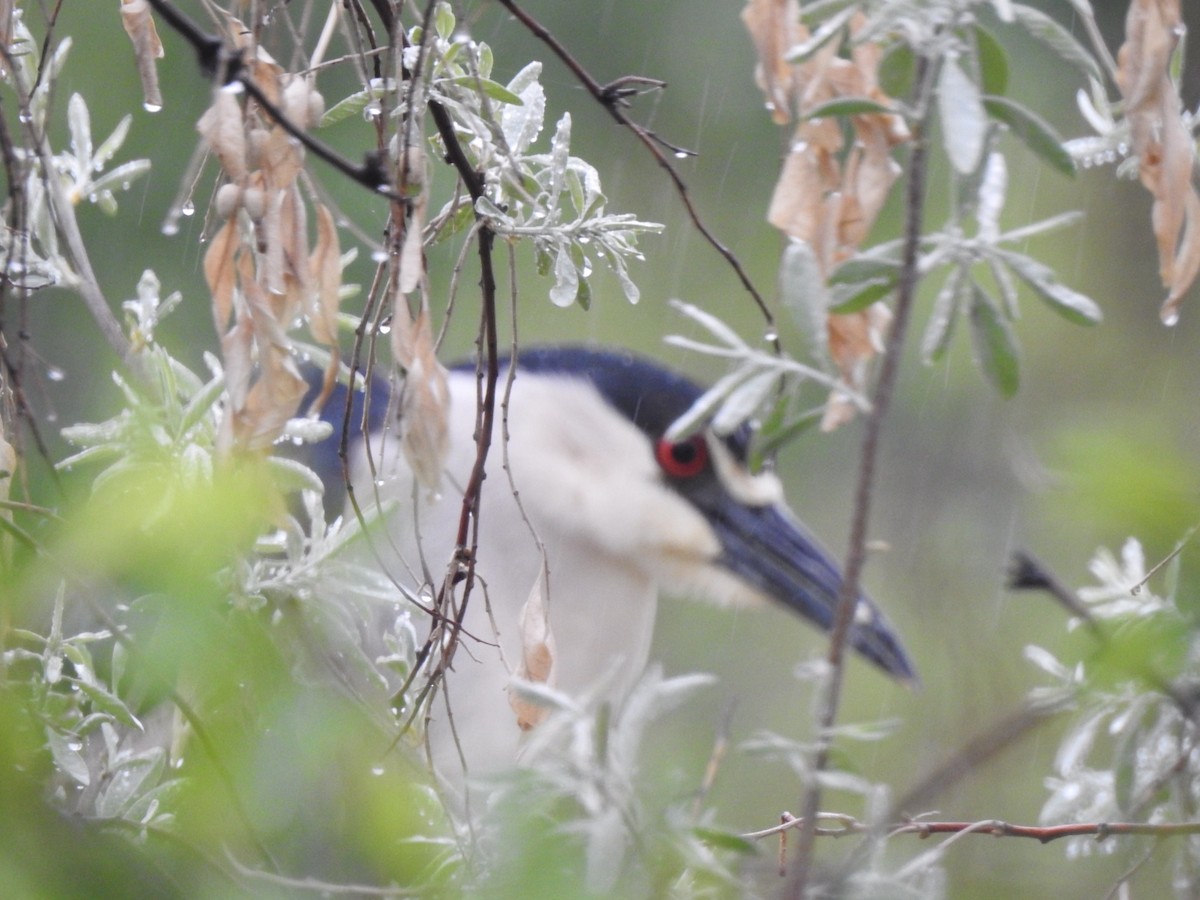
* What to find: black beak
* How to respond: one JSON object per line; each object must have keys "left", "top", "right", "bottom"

{"left": 707, "top": 499, "right": 917, "bottom": 683}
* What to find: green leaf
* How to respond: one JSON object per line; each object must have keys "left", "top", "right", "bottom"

{"left": 828, "top": 256, "right": 901, "bottom": 285}
{"left": 786, "top": 6, "right": 856, "bottom": 64}
{"left": 878, "top": 44, "right": 916, "bottom": 98}
{"left": 998, "top": 250, "right": 1102, "bottom": 325}
{"left": 968, "top": 283, "right": 1020, "bottom": 397}
{"left": 693, "top": 827, "right": 760, "bottom": 855}
{"left": 803, "top": 97, "right": 893, "bottom": 120}
{"left": 974, "top": 25, "right": 1009, "bottom": 96}
{"left": 1012, "top": 4, "right": 1103, "bottom": 83}
{"left": 267, "top": 456, "right": 325, "bottom": 495}
{"left": 443, "top": 75, "right": 524, "bottom": 106}
{"left": 319, "top": 84, "right": 392, "bottom": 128}
{"left": 983, "top": 96, "right": 1075, "bottom": 176}
{"left": 827, "top": 277, "right": 895, "bottom": 314}
{"left": 938, "top": 59, "right": 986, "bottom": 174}
{"left": 922, "top": 264, "right": 968, "bottom": 363}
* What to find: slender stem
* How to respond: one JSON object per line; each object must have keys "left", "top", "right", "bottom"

{"left": 785, "top": 54, "right": 932, "bottom": 896}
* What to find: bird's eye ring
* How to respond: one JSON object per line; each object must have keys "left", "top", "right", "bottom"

{"left": 655, "top": 435, "right": 708, "bottom": 478}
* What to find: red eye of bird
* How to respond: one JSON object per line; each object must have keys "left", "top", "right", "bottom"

{"left": 655, "top": 434, "right": 709, "bottom": 478}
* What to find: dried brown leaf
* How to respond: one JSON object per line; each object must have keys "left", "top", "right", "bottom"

{"left": 1115, "top": 0, "right": 1199, "bottom": 322}
{"left": 197, "top": 90, "right": 247, "bottom": 182}
{"left": 821, "top": 303, "right": 891, "bottom": 432}
{"left": 391, "top": 309, "right": 450, "bottom": 491}
{"left": 204, "top": 217, "right": 240, "bottom": 334}
{"left": 508, "top": 560, "right": 556, "bottom": 731}
{"left": 742, "top": 0, "right": 804, "bottom": 124}
{"left": 308, "top": 204, "right": 341, "bottom": 347}
{"left": 120, "top": 0, "right": 163, "bottom": 111}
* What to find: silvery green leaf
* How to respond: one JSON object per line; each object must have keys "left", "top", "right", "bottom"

{"left": 998, "top": 250, "right": 1102, "bottom": 325}
{"left": 501, "top": 62, "right": 545, "bottom": 155}
{"left": 282, "top": 417, "right": 334, "bottom": 444}
{"left": 786, "top": 5, "right": 856, "bottom": 64}
{"left": 546, "top": 113, "right": 572, "bottom": 210}
{"left": 87, "top": 160, "right": 152, "bottom": 198}
{"left": 549, "top": 246, "right": 579, "bottom": 307}
{"left": 267, "top": 456, "right": 325, "bottom": 494}
{"left": 611, "top": 257, "right": 640, "bottom": 304}
{"left": 667, "top": 299, "right": 750, "bottom": 351}
{"left": 67, "top": 93, "right": 92, "bottom": 174}
{"left": 983, "top": 96, "right": 1075, "bottom": 176}
{"left": 321, "top": 84, "right": 389, "bottom": 128}
{"left": 976, "top": 151, "right": 1007, "bottom": 243}
{"left": 96, "top": 749, "right": 166, "bottom": 818}
{"left": 93, "top": 115, "right": 133, "bottom": 169}
{"left": 779, "top": 239, "right": 828, "bottom": 354}
{"left": 968, "top": 283, "right": 1020, "bottom": 397}
{"left": 712, "top": 369, "right": 777, "bottom": 435}
{"left": 664, "top": 367, "right": 754, "bottom": 440}
{"left": 1013, "top": 3, "right": 1103, "bottom": 83}
{"left": 46, "top": 729, "right": 90, "bottom": 786}
{"left": 988, "top": 255, "right": 1019, "bottom": 319}
{"left": 443, "top": 75, "right": 524, "bottom": 106}
{"left": 921, "top": 264, "right": 967, "bottom": 364}
{"left": 938, "top": 59, "right": 986, "bottom": 174}
{"left": 179, "top": 373, "right": 224, "bottom": 437}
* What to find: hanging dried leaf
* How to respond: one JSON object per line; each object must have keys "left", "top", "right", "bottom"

{"left": 204, "top": 217, "right": 240, "bottom": 335}
{"left": 750, "top": 8, "right": 909, "bottom": 428}
{"left": 822, "top": 304, "right": 891, "bottom": 431}
{"left": 507, "top": 560, "right": 557, "bottom": 731}
{"left": 307, "top": 204, "right": 342, "bottom": 410}
{"left": 391, "top": 309, "right": 449, "bottom": 491}
{"left": 0, "top": 431, "right": 16, "bottom": 563}
{"left": 1114, "top": 0, "right": 1200, "bottom": 323}
{"left": 120, "top": 0, "right": 163, "bottom": 112}
{"left": 741, "top": 0, "right": 804, "bottom": 124}
{"left": 197, "top": 90, "right": 247, "bottom": 182}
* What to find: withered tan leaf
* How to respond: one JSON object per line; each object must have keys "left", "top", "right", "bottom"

{"left": 120, "top": 0, "right": 164, "bottom": 112}
{"left": 308, "top": 204, "right": 342, "bottom": 347}
{"left": 741, "top": 0, "right": 804, "bottom": 125}
{"left": 1115, "top": 0, "right": 1199, "bottom": 322}
{"left": 197, "top": 90, "right": 247, "bottom": 182}
{"left": 0, "top": 430, "right": 15, "bottom": 565}
{"left": 204, "top": 217, "right": 240, "bottom": 334}
{"left": 391, "top": 309, "right": 450, "bottom": 491}
{"left": 507, "top": 559, "right": 556, "bottom": 731}
{"left": 821, "top": 303, "right": 891, "bottom": 432}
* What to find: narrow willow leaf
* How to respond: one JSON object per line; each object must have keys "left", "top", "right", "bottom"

{"left": 983, "top": 96, "right": 1075, "bottom": 176}
{"left": 828, "top": 256, "right": 902, "bottom": 285}
{"left": 267, "top": 456, "right": 326, "bottom": 494}
{"left": 786, "top": 6, "right": 857, "bottom": 64}
{"left": 828, "top": 278, "right": 895, "bottom": 314}
{"left": 974, "top": 25, "right": 1010, "bottom": 96}
{"left": 803, "top": 97, "right": 892, "bottom": 120}
{"left": 1012, "top": 4, "right": 1103, "bottom": 83}
{"left": 999, "top": 250, "right": 1102, "bottom": 325}
{"left": 443, "top": 75, "right": 524, "bottom": 106}
{"left": 968, "top": 283, "right": 1020, "bottom": 397}
{"left": 922, "top": 264, "right": 968, "bottom": 363}
{"left": 938, "top": 59, "right": 986, "bottom": 174}
{"left": 713, "top": 369, "right": 777, "bottom": 435}
{"left": 778, "top": 239, "right": 828, "bottom": 352}
{"left": 878, "top": 44, "right": 916, "bottom": 99}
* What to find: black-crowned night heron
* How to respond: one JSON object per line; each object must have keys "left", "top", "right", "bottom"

{"left": 318, "top": 346, "right": 914, "bottom": 781}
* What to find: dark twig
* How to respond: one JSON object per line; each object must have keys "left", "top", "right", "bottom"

{"left": 145, "top": 0, "right": 400, "bottom": 200}
{"left": 785, "top": 54, "right": 933, "bottom": 896}
{"left": 492, "top": 0, "right": 775, "bottom": 336}
{"left": 751, "top": 812, "right": 1200, "bottom": 844}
